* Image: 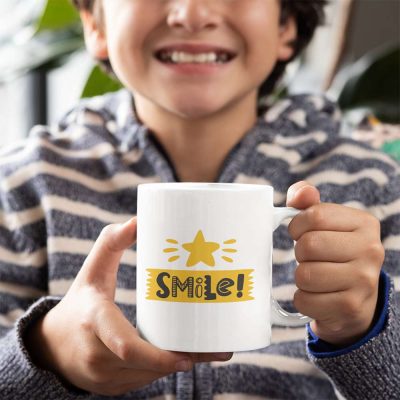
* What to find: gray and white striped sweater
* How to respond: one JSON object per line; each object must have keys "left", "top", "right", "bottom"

{"left": 0, "top": 89, "right": 399, "bottom": 399}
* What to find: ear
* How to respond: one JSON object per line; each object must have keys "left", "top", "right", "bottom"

{"left": 277, "top": 16, "right": 297, "bottom": 61}
{"left": 80, "top": 9, "right": 108, "bottom": 60}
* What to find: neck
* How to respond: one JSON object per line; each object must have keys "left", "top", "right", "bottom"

{"left": 133, "top": 92, "right": 258, "bottom": 182}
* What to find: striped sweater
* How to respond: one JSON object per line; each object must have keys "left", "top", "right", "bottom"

{"left": 0, "top": 89, "right": 399, "bottom": 399}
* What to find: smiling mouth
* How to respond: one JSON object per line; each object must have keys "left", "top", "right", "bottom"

{"left": 155, "top": 50, "right": 236, "bottom": 65}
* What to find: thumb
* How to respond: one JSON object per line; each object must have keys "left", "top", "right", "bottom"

{"left": 75, "top": 217, "right": 137, "bottom": 298}
{"left": 286, "top": 181, "right": 320, "bottom": 209}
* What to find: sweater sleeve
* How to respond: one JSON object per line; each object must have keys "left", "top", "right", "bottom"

{"left": 0, "top": 141, "right": 91, "bottom": 399}
{"left": 0, "top": 133, "right": 177, "bottom": 400}
{"left": 0, "top": 297, "right": 91, "bottom": 399}
{"left": 307, "top": 170, "right": 400, "bottom": 399}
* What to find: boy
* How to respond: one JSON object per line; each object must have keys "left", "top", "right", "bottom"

{"left": 0, "top": 0, "right": 399, "bottom": 398}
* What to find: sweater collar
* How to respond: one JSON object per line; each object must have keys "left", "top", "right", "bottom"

{"left": 79, "top": 89, "right": 341, "bottom": 181}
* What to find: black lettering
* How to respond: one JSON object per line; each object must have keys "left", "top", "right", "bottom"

{"left": 172, "top": 276, "right": 194, "bottom": 297}
{"left": 217, "top": 278, "right": 234, "bottom": 297}
{"left": 204, "top": 275, "right": 217, "bottom": 300}
{"left": 156, "top": 272, "right": 170, "bottom": 298}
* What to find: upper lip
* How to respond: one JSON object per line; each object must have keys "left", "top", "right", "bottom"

{"left": 154, "top": 43, "right": 237, "bottom": 56}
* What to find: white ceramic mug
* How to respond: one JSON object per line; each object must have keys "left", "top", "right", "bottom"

{"left": 136, "top": 183, "right": 311, "bottom": 352}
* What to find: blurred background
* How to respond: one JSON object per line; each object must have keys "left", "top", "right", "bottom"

{"left": 0, "top": 0, "right": 399, "bottom": 159}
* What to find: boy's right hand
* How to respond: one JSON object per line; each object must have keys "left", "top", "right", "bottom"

{"left": 26, "top": 218, "right": 232, "bottom": 396}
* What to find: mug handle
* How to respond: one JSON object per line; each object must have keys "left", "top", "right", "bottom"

{"left": 271, "top": 207, "right": 312, "bottom": 327}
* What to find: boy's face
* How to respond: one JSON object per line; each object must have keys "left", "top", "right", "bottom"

{"left": 83, "top": 0, "right": 296, "bottom": 119}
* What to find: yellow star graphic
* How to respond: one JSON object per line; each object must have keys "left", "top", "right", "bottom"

{"left": 182, "top": 230, "right": 220, "bottom": 267}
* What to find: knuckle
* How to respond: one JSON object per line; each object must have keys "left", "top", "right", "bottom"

{"left": 99, "top": 224, "right": 115, "bottom": 240}
{"left": 84, "top": 357, "right": 115, "bottom": 387}
{"left": 365, "top": 213, "right": 381, "bottom": 230}
{"left": 77, "top": 308, "right": 95, "bottom": 333}
{"left": 324, "top": 320, "right": 346, "bottom": 334}
{"left": 99, "top": 224, "right": 119, "bottom": 251}
{"left": 84, "top": 300, "right": 108, "bottom": 332}
{"left": 287, "top": 221, "right": 297, "bottom": 240}
{"left": 341, "top": 294, "right": 362, "bottom": 319}
{"left": 293, "top": 289, "right": 306, "bottom": 312}
{"left": 357, "top": 268, "right": 378, "bottom": 294}
{"left": 295, "top": 264, "right": 311, "bottom": 290}
{"left": 366, "top": 241, "right": 385, "bottom": 265}
{"left": 299, "top": 232, "right": 319, "bottom": 257}
{"left": 294, "top": 242, "right": 304, "bottom": 262}
{"left": 78, "top": 303, "right": 97, "bottom": 332}
{"left": 308, "top": 205, "right": 325, "bottom": 228}
{"left": 78, "top": 315, "right": 92, "bottom": 333}
{"left": 83, "top": 352, "right": 104, "bottom": 375}
{"left": 114, "top": 339, "right": 132, "bottom": 362}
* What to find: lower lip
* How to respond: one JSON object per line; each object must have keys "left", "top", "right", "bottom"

{"left": 155, "top": 57, "right": 235, "bottom": 75}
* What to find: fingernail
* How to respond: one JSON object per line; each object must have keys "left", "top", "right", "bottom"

{"left": 124, "top": 216, "right": 137, "bottom": 226}
{"left": 288, "top": 184, "right": 314, "bottom": 204}
{"left": 176, "top": 359, "right": 192, "bottom": 371}
{"left": 286, "top": 188, "right": 296, "bottom": 203}
{"left": 287, "top": 187, "right": 297, "bottom": 203}
{"left": 213, "top": 352, "right": 233, "bottom": 361}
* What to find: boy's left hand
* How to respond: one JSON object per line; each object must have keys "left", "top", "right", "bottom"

{"left": 286, "top": 181, "right": 385, "bottom": 347}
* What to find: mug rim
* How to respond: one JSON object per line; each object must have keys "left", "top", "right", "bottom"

{"left": 138, "top": 182, "right": 273, "bottom": 192}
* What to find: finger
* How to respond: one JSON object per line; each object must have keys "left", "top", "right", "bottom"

{"left": 286, "top": 181, "right": 320, "bottom": 209}
{"left": 93, "top": 302, "right": 192, "bottom": 374}
{"left": 87, "top": 368, "right": 166, "bottom": 397}
{"left": 295, "top": 262, "right": 355, "bottom": 293}
{"left": 115, "top": 353, "right": 232, "bottom": 388}
{"left": 295, "top": 231, "right": 364, "bottom": 263}
{"left": 288, "top": 203, "right": 378, "bottom": 241}
{"left": 76, "top": 217, "right": 137, "bottom": 297}
{"left": 110, "top": 368, "right": 167, "bottom": 388}
{"left": 114, "top": 353, "right": 232, "bottom": 385}
{"left": 293, "top": 289, "right": 355, "bottom": 322}
{"left": 293, "top": 288, "right": 377, "bottom": 329}
{"left": 189, "top": 352, "right": 233, "bottom": 363}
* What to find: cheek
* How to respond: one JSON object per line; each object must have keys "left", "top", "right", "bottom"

{"left": 104, "top": 6, "right": 154, "bottom": 83}
{"left": 242, "top": 27, "right": 280, "bottom": 84}
{"left": 234, "top": 7, "right": 281, "bottom": 76}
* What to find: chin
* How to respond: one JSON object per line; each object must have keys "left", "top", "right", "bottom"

{"left": 174, "top": 107, "right": 219, "bottom": 120}
{"left": 167, "top": 98, "right": 228, "bottom": 120}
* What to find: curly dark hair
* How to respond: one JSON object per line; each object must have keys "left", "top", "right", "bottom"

{"left": 72, "top": 0, "right": 327, "bottom": 98}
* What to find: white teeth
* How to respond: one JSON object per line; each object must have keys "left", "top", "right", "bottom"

{"left": 159, "top": 51, "right": 230, "bottom": 64}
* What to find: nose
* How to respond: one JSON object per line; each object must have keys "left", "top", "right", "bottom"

{"left": 167, "top": 0, "right": 221, "bottom": 33}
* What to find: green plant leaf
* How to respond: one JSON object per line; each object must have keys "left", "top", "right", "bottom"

{"left": 81, "top": 65, "right": 123, "bottom": 98}
{"left": 35, "top": 0, "right": 80, "bottom": 33}
{"left": 338, "top": 45, "right": 400, "bottom": 123}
